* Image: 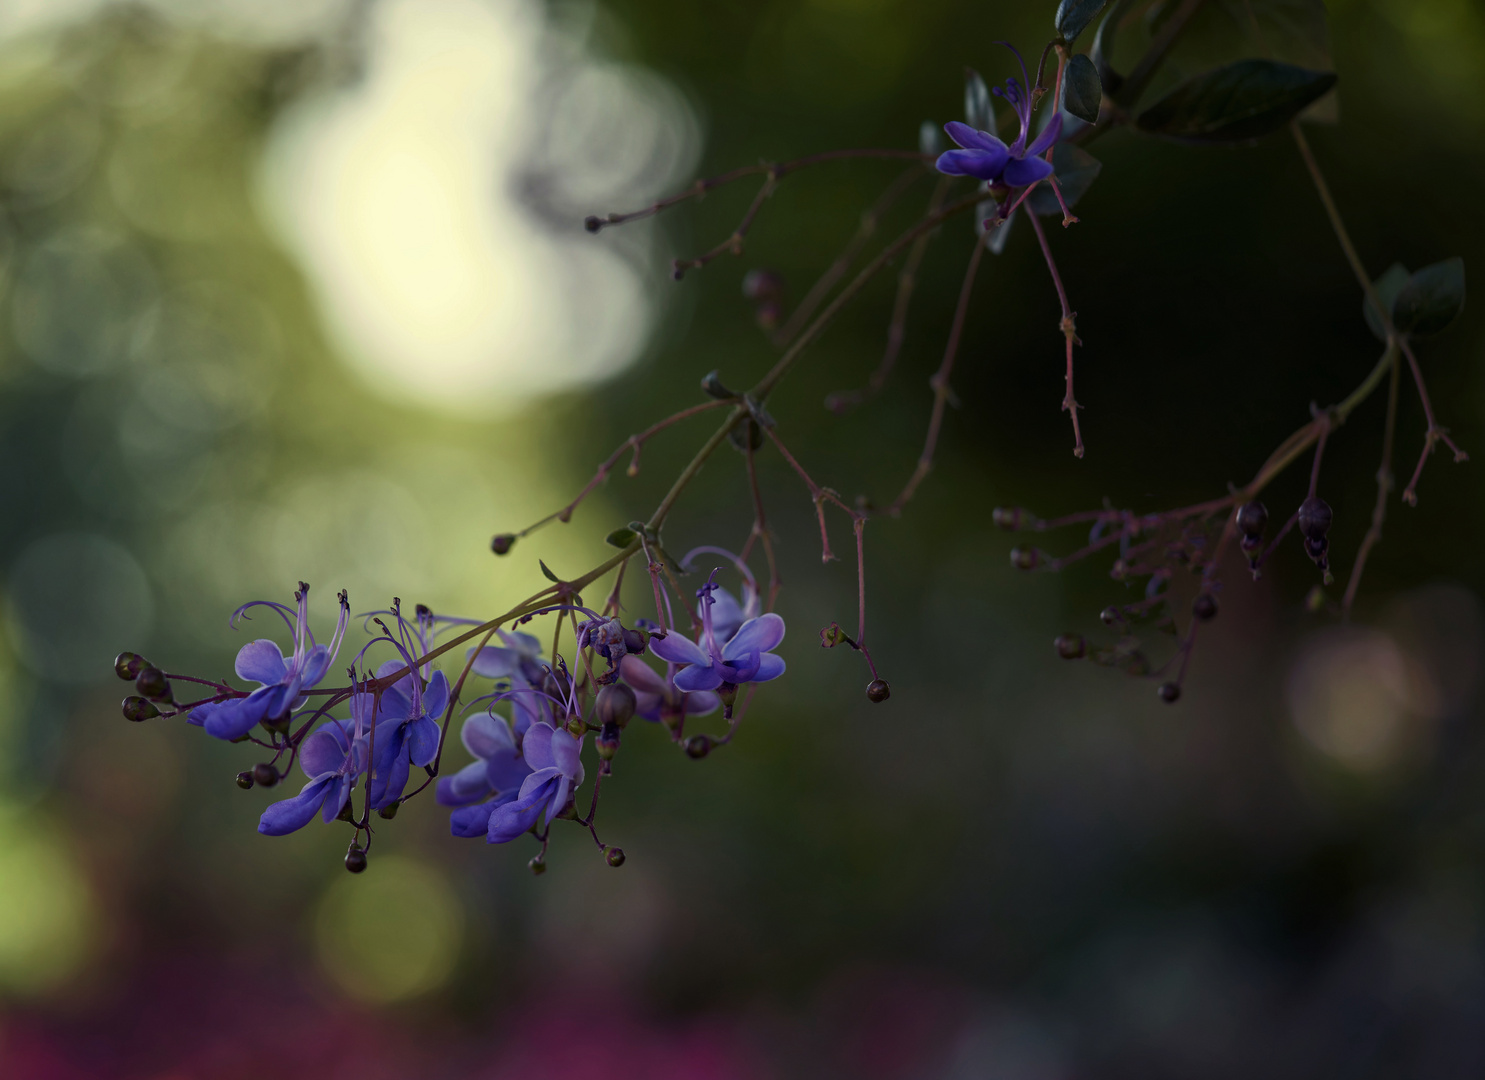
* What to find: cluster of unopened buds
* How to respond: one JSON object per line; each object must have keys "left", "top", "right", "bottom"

{"left": 115, "top": 565, "right": 786, "bottom": 874}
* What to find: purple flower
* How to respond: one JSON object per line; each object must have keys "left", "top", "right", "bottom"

{"left": 648, "top": 575, "right": 786, "bottom": 693}
{"left": 469, "top": 629, "right": 554, "bottom": 735}
{"left": 680, "top": 545, "right": 760, "bottom": 644}
{"left": 190, "top": 583, "right": 349, "bottom": 742}
{"left": 485, "top": 721, "right": 585, "bottom": 843}
{"left": 618, "top": 653, "right": 721, "bottom": 722}
{"left": 436, "top": 711, "right": 534, "bottom": 837}
{"left": 258, "top": 717, "right": 365, "bottom": 835}
{"left": 936, "top": 44, "right": 1061, "bottom": 188}
{"left": 365, "top": 659, "right": 449, "bottom": 809}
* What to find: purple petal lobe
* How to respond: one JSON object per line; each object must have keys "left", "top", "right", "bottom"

{"left": 944, "top": 121, "right": 1007, "bottom": 153}
{"left": 523, "top": 723, "right": 557, "bottom": 771}
{"left": 486, "top": 749, "right": 533, "bottom": 795}
{"left": 320, "top": 774, "right": 353, "bottom": 823}
{"left": 299, "top": 723, "right": 351, "bottom": 778}
{"left": 936, "top": 147, "right": 1008, "bottom": 182}
{"left": 1001, "top": 155, "right": 1055, "bottom": 186}
{"left": 258, "top": 778, "right": 331, "bottom": 835}
{"left": 407, "top": 715, "right": 441, "bottom": 767}
{"left": 619, "top": 655, "right": 666, "bottom": 695}
{"left": 437, "top": 761, "right": 491, "bottom": 806}
{"left": 461, "top": 713, "right": 513, "bottom": 760}
{"left": 674, "top": 664, "right": 723, "bottom": 693}
{"left": 682, "top": 690, "right": 722, "bottom": 716}
{"left": 450, "top": 803, "right": 494, "bottom": 838}
{"left": 235, "top": 640, "right": 287, "bottom": 686}
{"left": 749, "top": 653, "right": 786, "bottom": 683}
{"left": 203, "top": 691, "right": 269, "bottom": 741}
{"left": 469, "top": 646, "right": 521, "bottom": 678}
{"left": 1026, "top": 112, "right": 1063, "bottom": 158}
{"left": 648, "top": 632, "right": 710, "bottom": 668}
{"left": 298, "top": 644, "right": 332, "bottom": 688}
{"left": 721, "top": 614, "right": 785, "bottom": 662}
{"left": 423, "top": 671, "right": 450, "bottom": 719}
{"left": 487, "top": 779, "right": 553, "bottom": 843}
{"left": 550, "top": 730, "right": 583, "bottom": 778}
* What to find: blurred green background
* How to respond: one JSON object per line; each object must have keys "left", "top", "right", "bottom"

{"left": 0, "top": 0, "right": 1482, "bottom": 1077}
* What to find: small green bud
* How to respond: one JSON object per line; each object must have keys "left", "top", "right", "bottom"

{"left": 122, "top": 696, "right": 160, "bottom": 722}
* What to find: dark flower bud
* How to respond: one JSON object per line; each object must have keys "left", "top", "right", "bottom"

{"left": 1099, "top": 606, "right": 1122, "bottom": 626}
{"left": 701, "top": 370, "right": 738, "bottom": 399}
{"left": 529, "top": 857, "right": 547, "bottom": 876}
{"left": 115, "top": 652, "right": 149, "bottom": 681}
{"left": 597, "top": 721, "right": 622, "bottom": 760}
{"left": 605, "top": 846, "right": 626, "bottom": 868}
{"left": 866, "top": 678, "right": 891, "bottom": 703}
{"left": 345, "top": 846, "right": 368, "bottom": 874}
{"left": 1239, "top": 533, "right": 1262, "bottom": 556}
{"left": 1191, "top": 594, "right": 1218, "bottom": 622}
{"left": 820, "top": 623, "right": 847, "bottom": 648}
{"left": 717, "top": 683, "right": 738, "bottom": 709}
{"left": 595, "top": 684, "right": 636, "bottom": 729}
{"left": 622, "top": 628, "right": 648, "bottom": 656}
{"left": 336, "top": 800, "right": 356, "bottom": 823}
{"left": 1297, "top": 496, "right": 1332, "bottom": 541}
{"left": 378, "top": 800, "right": 400, "bottom": 820}
{"left": 1054, "top": 633, "right": 1086, "bottom": 659}
{"left": 742, "top": 269, "right": 783, "bottom": 301}
{"left": 1235, "top": 500, "right": 1268, "bottom": 538}
{"left": 1157, "top": 681, "right": 1181, "bottom": 703}
{"left": 685, "top": 734, "right": 712, "bottom": 759}
{"left": 490, "top": 533, "right": 517, "bottom": 556}
{"left": 235, "top": 770, "right": 254, "bottom": 790}
{"left": 728, "top": 420, "right": 764, "bottom": 452}
{"left": 1009, "top": 546, "right": 1040, "bottom": 571}
{"left": 253, "top": 762, "right": 279, "bottom": 788}
{"left": 583, "top": 215, "right": 603, "bottom": 233}
{"left": 991, "top": 507, "right": 1026, "bottom": 531}
{"left": 134, "top": 667, "right": 172, "bottom": 702}
{"left": 122, "top": 696, "right": 160, "bottom": 722}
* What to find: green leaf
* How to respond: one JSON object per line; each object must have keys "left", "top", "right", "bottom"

{"left": 1362, "top": 263, "right": 1409, "bottom": 343}
{"left": 1393, "top": 258, "right": 1466, "bottom": 338}
{"left": 1062, "top": 53, "right": 1103, "bottom": 123}
{"left": 1028, "top": 143, "right": 1103, "bottom": 217}
{"left": 1136, "top": 60, "right": 1337, "bottom": 143}
{"left": 1091, "top": 0, "right": 1131, "bottom": 95}
{"left": 538, "top": 559, "right": 559, "bottom": 583}
{"left": 964, "top": 68, "right": 994, "bottom": 135}
{"left": 605, "top": 527, "right": 637, "bottom": 549}
{"left": 1056, "top": 0, "right": 1111, "bottom": 44}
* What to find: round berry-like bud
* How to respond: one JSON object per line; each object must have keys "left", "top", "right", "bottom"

{"left": 605, "top": 847, "right": 626, "bottom": 868}
{"left": 1157, "top": 681, "right": 1181, "bottom": 703}
{"left": 991, "top": 507, "right": 1025, "bottom": 531}
{"left": 528, "top": 857, "right": 547, "bottom": 876}
{"left": 1191, "top": 594, "right": 1218, "bottom": 622}
{"left": 1239, "top": 534, "right": 1262, "bottom": 556}
{"left": 1303, "top": 535, "right": 1329, "bottom": 570}
{"left": 595, "top": 684, "right": 636, "bottom": 729}
{"left": 685, "top": 734, "right": 712, "bottom": 759}
{"left": 345, "top": 846, "right": 368, "bottom": 874}
{"left": 134, "top": 667, "right": 171, "bottom": 702}
{"left": 1235, "top": 500, "right": 1268, "bottom": 538}
{"left": 490, "top": 533, "right": 516, "bottom": 556}
{"left": 235, "top": 770, "right": 254, "bottom": 790}
{"left": 866, "top": 678, "right": 891, "bottom": 703}
{"left": 728, "top": 420, "right": 764, "bottom": 452}
{"left": 114, "top": 651, "right": 149, "bottom": 681}
{"left": 597, "top": 720, "right": 621, "bottom": 760}
{"left": 1009, "top": 546, "right": 1040, "bottom": 571}
{"left": 122, "top": 696, "right": 160, "bottom": 722}
{"left": 622, "top": 628, "right": 648, "bottom": 656}
{"left": 253, "top": 762, "right": 279, "bottom": 788}
{"left": 1297, "top": 496, "right": 1332, "bottom": 541}
{"left": 377, "top": 800, "right": 400, "bottom": 820}
{"left": 1099, "top": 606, "right": 1121, "bottom": 627}
{"left": 583, "top": 215, "right": 603, "bottom": 233}
{"left": 1054, "top": 633, "right": 1086, "bottom": 660}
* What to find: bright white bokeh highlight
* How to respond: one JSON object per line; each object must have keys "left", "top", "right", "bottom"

{"left": 260, "top": 0, "right": 698, "bottom": 412}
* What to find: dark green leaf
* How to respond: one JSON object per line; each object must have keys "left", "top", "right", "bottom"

{"left": 1091, "top": 0, "right": 1131, "bottom": 95}
{"left": 538, "top": 559, "right": 559, "bottom": 583}
{"left": 605, "top": 527, "right": 637, "bottom": 549}
{"left": 1394, "top": 257, "right": 1465, "bottom": 338}
{"left": 1362, "top": 263, "right": 1409, "bottom": 342}
{"left": 1028, "top": 143, "right": 1103, "bottom": 217}
{"left": 1135, "top": 59, "right": 1336, "bottom": 143}
{"left": 1056, "top": 0, "right": 1111, "bottom": 44}
{"left": 1062, "top": 53, "right": 1103, "bottom": 123}
{"left": 964, "top": 68, "right": 994, "bottom": 135}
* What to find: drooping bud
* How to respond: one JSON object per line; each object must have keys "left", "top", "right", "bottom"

{"left": 253, "top": 763, "right": 279, "bottom": 788}
{"left": 605, "top": 846, "right": 626, "bottom": 868}
{"left": 1235, "top": 500, "right": 1268, "bottom": 538}
{"left": 1191, "top": 594, "right": 1218, "bottom": 622}
{"left": 529, "top": 857, "right": 547, "bottom": 876}
{"left": 345, "top": 846, "right": 368, "bottom": 874}
{"left": 235, "top": 770, "right": 254, "bottom": 790}
{"left": 728, "top": 419, "right": 764, "bottom": 453}
{"left": 1054, "top": 633, "right": 1086, "bottom": 659}
{"left": 685, "top": 734, "right": 712, "bottom": 759}
{"left": 1157, "top": 681, "right": 1181, "bottom": 703}
{"left": 378, "top": 800, "right": 400, "bottom": 820}
{"left": 597, "top": 720, "right": 622, "bottom": 760}
{"left": 122, "top": 696, "right": 160, "bottom": 722}
{"left": 135, "top": 667, "right": 172, "bottom": 702}
{"left": 1009, "top": 546, "right": 1040, "bottom": 571}
{"left": 820, "top": 623, "right": 848, "bottom": 648}
{"left": 490, "top": 533, "right": 517, "bottom": 556}
{"left": 1297, "top": 496, "right": 1332, "bottom": 541}
{"left": 622, "top": 628, "right": 648, "bottom": 656}
{"left": 595, "top": 684, "right": 636, "bottom": 729}
{"left": 114, "top": 652, "right": 149, "bottom": 681}
{"left": 866, "top": 678, "right": 891, "bottom": 703}
{"left": 701, "top": 370, "right": 737, "bottom": 400}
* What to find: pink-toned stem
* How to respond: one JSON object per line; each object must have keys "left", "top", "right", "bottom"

{"left": 1024, "top": 206, "right": 1084, "bottom": 458}
{"left": 672, "top": 171, "right": 778, "bottom": 278}
{"left": 1398, "top": 337, "right": 1469, "bottom": 506}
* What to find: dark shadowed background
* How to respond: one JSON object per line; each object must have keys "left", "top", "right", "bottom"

{"left": 0, "top": 1, "right": 1481, "bottom": 1077}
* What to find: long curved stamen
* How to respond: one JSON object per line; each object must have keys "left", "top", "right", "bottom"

{"left": 697, "top": 569, "right": 723, "bottom": 660}
{"left": 292, "top": 582, "right": 310, "bottom": 670}
{"left": 328, "top": 590, "right": 350, "bottom": 667}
